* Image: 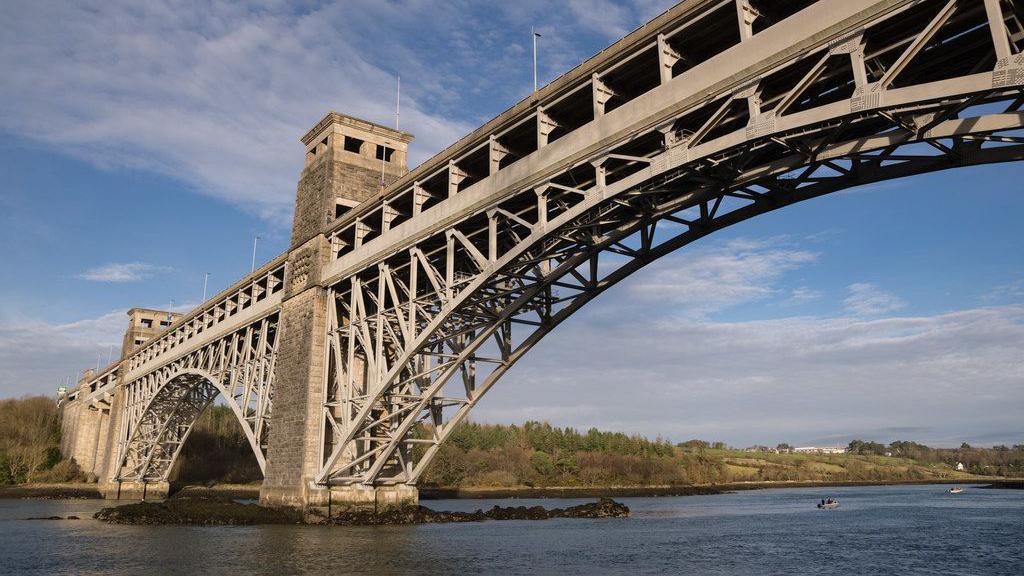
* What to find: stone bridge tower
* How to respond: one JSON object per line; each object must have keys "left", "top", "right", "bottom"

{"left": 260, "top": 113, "right": 413, "bottom": 507}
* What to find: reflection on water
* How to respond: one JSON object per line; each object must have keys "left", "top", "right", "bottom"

{"left": 2, "top": 484, "right": 1021, "bottom": 575}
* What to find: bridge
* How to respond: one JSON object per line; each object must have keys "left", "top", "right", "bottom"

{"left": 57, "top": 0, "right": 1024, "bottom": 508}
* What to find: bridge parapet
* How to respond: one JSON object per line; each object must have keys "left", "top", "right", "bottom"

{"left": 124, "top": 259, "right": 286, "bottom": 379}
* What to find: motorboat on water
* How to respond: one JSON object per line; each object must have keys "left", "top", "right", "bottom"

{"left": 817, "top": 499, "right": 839, "bottom": 509}
{"left": 947, "top": 487, "right": 964, "bottom": 494}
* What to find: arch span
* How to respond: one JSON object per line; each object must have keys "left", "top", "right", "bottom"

{"left": 313, "top": 0, "right": 1024, "bottom": 486}
{"left": 115, "top": 369, "right": 268, "bottom": 482}
{"left": 112, "top": 312, "right": 278, "bottom": 483}
{"left": 319, "top": 109, "right": 1024, "bottom": 487}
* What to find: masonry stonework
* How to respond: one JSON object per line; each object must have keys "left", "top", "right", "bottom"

{"left": 261, "top": 113, "right": 414, "bottom": 508}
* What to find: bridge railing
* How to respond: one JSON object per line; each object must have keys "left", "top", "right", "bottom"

{"left": 322, "top": 0, "right": 775, "bottom": 263}
{"left": 124, "top": 257, "right": 287, "bottom": 378}
{"left": 60, "top": 361, "right": 120, "bottom": 409}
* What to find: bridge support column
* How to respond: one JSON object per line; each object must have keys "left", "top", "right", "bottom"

{"left": 98, "top": 369, "right": 131, "bottom": 498}
{"left": 259, "top": 268, "right": 332, "bottom": 507}
{"left": 261, "top": 112, "right": 415, "bottom": 510}
{"left": 323, "top": 485, "right": 418, "bottom": 511}
{"left": 100, "top": 480, "right": 169, "bottom": 501}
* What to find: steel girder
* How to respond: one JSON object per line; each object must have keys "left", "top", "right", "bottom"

{"left": 315, "top": 0, "right": 1024, "bottom": 486}
{"left": 112, "top": 313, "right": 279, "bottom": 482}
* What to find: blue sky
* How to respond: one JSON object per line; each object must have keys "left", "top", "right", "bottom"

{"left": 1, "top": 0, "right": 1022, "bottom": 447}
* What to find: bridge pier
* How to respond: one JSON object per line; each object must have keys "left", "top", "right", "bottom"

{"left": 260, "top": 113, "right": 416, "bottom": 509}
{"left": 100, "top": 480, "right": 169, "bottom": 501}
{"left": 262, "top": 483, "right": 418, "bottom": 511}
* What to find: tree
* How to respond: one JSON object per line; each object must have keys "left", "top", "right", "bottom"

{"left": 847, "top": 439, "right": 886, "bottom": 455}
{"left": 678, "top": 439, "right": 709, "bottom": 450}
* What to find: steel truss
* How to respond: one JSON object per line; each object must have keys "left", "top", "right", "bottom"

{"left": 113, "top": 313, "right": 279, "bottom": 482}
{"left": 316, "top": 0, "right": 1024, "bottom": 487}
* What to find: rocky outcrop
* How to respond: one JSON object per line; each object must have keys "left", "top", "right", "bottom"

{"left": 94, "top": 497, "right": 302, "bottom": 525}
{"left": 94, "top": 496, "right": 629, "bottom": 526}
{"left": 322, "top": 497, "right": 630, "bottom": 525}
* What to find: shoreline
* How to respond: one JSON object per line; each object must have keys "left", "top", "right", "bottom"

{"left": 419, "top": 478, "right": 1020, "bottom": 499}
{"left": 4, "top": 477, "right": 1021, "bottom": 501}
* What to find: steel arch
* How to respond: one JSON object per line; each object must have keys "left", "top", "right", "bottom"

{"left": 314, "top": 0, "right": 1024, "bottom": 486}
{"left": 113, "top": 313, "right": 278, "bottom": 482}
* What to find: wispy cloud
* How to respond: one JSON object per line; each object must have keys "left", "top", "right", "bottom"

{"left": 843, "top": 282, "right": 907, "bottom": 317}
{"left": 0, "top": 1, "right": 687, "bottom": 226}
{"left": 0, "top": 1, "right": 475, "bottom": 225}
{"left": 788, "top": 286, "right": 823, "bottom": 305}
{"left": 628, "top": 237, "right": 819, "bottom": 317}
{"left": 78, "top": 262, "right": 171, "bottom": 283}
{"left": 481, "top": 305, "right": 1024, "bottom": 447}
{"left": 985, "top": 278, "right": 1024, "bottom": 303}
{"left": 0, "top": 310, "right": 126, "bottom": 395}
{"left": 567, "top": 0, "right": 635, "bottom": 39}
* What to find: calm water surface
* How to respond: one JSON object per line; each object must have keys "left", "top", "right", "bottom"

{"left": 1, "top": 484, "right": 1021, "bottom": 575}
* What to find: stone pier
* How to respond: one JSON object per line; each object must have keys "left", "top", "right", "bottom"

{"left": 260, "top": 113, "right": 415, "bottom": 509}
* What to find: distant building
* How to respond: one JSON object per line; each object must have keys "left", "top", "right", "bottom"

{"left": 956, "top": 462, "right": 965, "bottom": 471}
{"left": 794, "top": 446, "right": 847, "bottom": 455}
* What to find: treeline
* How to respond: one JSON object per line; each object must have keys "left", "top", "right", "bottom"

{"left": 847, "top": 439, "right": 1024, "bottom": 477}
{"left": 0, "top": 396, "right": 80, "bottom": 485}
{"left": 415, "top": 421, "right": 727, "bottom": 487}
{"left": 0, "top": 398, "right": 261, "bottom": 486}
{"left": 173, "top": 405, "right": 262, "bottom": 484}
{"left": 5, "top": 394, "right": 1023, "bottom": 489}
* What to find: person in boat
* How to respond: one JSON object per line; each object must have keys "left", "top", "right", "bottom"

{"left": 821, "top": 499, "right": 826, "bottom": 506}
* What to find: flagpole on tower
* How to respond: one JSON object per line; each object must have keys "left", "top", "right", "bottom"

{"left": 533, "top": 28, "right": 542, "bottom": 93}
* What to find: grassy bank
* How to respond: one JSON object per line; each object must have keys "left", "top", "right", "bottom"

{"left": 411, "top": 421, "right": 996, "bottom": 490}
{"left": 3, "top": 397, "right": 1021, "bottom": 498}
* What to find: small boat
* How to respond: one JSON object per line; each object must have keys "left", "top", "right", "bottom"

{"left": 947, "top": 487, "right": 964, "bottom": 494}
{"left": 817, "top": 501, "right": 839, "bottom": 509}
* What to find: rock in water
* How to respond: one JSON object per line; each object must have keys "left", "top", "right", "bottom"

{"left": 94, "top": 496, "right": 630, "bottom": 526}
{"left": 325, "top": 498, "right": 630, "bottom": 525}
{"left": 94, "top": 497, "right": 302, "bottom": 525}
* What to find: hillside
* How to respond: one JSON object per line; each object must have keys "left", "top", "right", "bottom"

{"left": 3, "top": 397, "right": 1021, "bottom": 490}
{"left": 412, "top": 422, "right": 986, "bottom": 489}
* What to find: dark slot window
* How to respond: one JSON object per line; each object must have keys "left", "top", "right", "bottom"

{"left": 376, "top": 145, "right": 395, "bottom": 162}
{"left": 344, "top": 136, "right": 364, "bottom": 154}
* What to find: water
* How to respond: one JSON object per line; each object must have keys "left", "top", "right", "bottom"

{"left": 2, "top": 484, "right": 1021, "bottom": 575}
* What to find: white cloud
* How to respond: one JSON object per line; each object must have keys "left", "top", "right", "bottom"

{"left": 788, "top": 286, "right": 823, "bottom": 305}
{"left": 628, "top": 237, "right": 818, "bottom": 317}
{"left": 843, "top": 282, "right": 907, "bottom": 317}
{"left": 0, "top": 0, "right": 474, "bottom": 225}
{"left": 78, "top": 262, "right": 171, "bottom": 283}
{"left": 0, "top": 310, "right": 126, "bottom": 397}
{"left": 479, "top": 305, "right": 1024, "bottom": 447}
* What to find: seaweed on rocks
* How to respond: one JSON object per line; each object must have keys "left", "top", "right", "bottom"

{"left": 94, "top": 496, "right": 303, "bottom": 525}
{"left": 325, "top": 497, "right": 630, "bottom": 525}
{"left": 93, "top": 496, "right": 630, "bottom": 526}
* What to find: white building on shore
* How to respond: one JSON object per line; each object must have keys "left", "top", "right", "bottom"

{"left": 793, "top": 446, "right": 847, "bottom": 455}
